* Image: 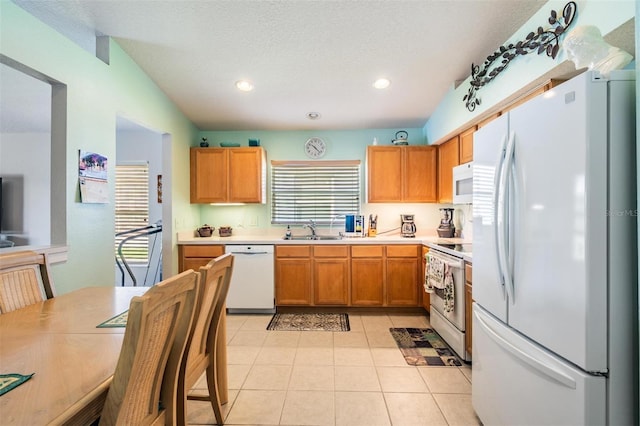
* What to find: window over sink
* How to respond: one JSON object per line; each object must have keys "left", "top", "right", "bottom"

{"left": 271, "top": 160, "right": 360, "bottom": 225}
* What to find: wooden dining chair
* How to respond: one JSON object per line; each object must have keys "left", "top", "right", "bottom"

{"left": 0, "top": 250, "right": 56, "bottom": 313}
{"left": 177, "top": 253, "right": 234, "bottom": 426}
{"left": 99, "top": 269, "right": 200, "bottom": 426}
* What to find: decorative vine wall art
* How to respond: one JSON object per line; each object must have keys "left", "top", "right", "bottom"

{"left": 463, "top": 1, "right": 577, "bottom": 112}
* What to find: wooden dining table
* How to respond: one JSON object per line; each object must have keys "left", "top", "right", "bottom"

{"left": 0, "top": 286, "right": 149, "bottom": 425}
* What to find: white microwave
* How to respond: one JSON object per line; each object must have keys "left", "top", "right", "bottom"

{"left": 453, "top": 162, "right": 473, "bottom": 204}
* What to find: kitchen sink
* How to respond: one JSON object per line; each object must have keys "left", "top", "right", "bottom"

{"left": 283, "top": 234, "right": 342, "bottom": 241}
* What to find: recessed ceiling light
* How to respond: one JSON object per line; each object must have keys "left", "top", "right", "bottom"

{"left": 373, "top": 78, "right": 391, "bottom": 89}
{"left": 235, "top": 80, "right": 254, "bottom": 92}
{"left": 307, "top": 112, "right": 321, "bottom": 120}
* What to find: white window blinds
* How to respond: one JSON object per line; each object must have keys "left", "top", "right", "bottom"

{"left": 115, "top": 163, "right": 149, "bottom": 263}
{"left": 271, "top": 160, "right": 360, "bottom": 225}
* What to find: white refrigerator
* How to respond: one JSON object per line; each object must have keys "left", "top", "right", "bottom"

{"left": 472, "top": 70, "right": 637, "bottom": 425}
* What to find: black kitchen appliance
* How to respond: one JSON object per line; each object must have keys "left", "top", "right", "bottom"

{"left": 437, "top": 208, "right": 455, "bottom": 237}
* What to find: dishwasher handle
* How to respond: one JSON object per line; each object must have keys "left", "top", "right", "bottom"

{"left": 232, "top": 251, "right": 270, "bottom": 255}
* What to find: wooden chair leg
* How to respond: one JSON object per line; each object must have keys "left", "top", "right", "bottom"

{"left": 217, "top": 310, "right": 228, "bottom": 405}
{"left": 207, "top": 336, "right": 225, "bottom": 425}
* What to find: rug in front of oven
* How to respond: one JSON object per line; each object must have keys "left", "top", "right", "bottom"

{"left": 390, "top": 327, "right": 462, "bottom": 366}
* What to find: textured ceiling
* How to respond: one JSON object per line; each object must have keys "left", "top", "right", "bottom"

{"left": 3, "top": 0, "right": 585, "bottom": 132}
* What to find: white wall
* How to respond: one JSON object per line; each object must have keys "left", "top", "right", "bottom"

{"left": 116, "top": 127, "right": 163, "bottom": 224}
{"left": 0, "top": 132, "right": 51, "bottom": 245}
{"left": 115, "top": 126, "right": 164, "bottom": 286}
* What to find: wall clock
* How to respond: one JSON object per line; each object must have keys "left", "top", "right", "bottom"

{"left": 304, "top": 137, "right": 326, "bottom": 159}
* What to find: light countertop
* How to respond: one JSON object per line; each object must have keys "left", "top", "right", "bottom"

{"left": 177, "top": 232, "right": 472, "bottom": 261}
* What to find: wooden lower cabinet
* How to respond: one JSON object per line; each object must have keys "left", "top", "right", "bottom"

{"left": 386, "top": 245, "right": 420, "bottom": 306}
{"left": 275, "top": 243, "right": 421, "bottom": 308}
{"left": 313, "top": 246, "right": 349, "bottom": 305}
{"left": 422, "top": 246, "right": 430, "bottom": 312}
{"left": 178, "top": 244, "right": 225, "bottom": 272}
{"left": 464, "top": 262, "right": 473, "bottom": 358}
{"left": 275, "top": 246, "right": 312, "bottom": 305}
{"left": 351, "top": 245, "right": 384, "bottom": 306}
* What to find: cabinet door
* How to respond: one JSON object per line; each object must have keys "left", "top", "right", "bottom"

{"left": 367, "top": 146, "right": 402, "bottom": 202}
{"left": 437, "top": 136, "right": 460, "bottom": 203}
{"left": 465, "top": 282, "right": 473, "bottom": 357}
{"left": 459, "top": 126, "right": 476, "bottom": 164}
{"left": 465, "top": 262, "right": 473, "bottom": 358}
{"left": 275, "top": 258, "right": 312, "bottom": 305}
{"left": 386, "top": 257, "right": 419, "bottom": 306}
{"left": 190, "top": 148, "right": 228, "bottom": 203}
{"left": 228, "top": 148, "right": 264, "bottom": 203}
{"left": 422, "top": 246, "right": 430, "bottom": 312}
{"left": 313, "top": 258, "right": 349, "bottom": 305}
{"left": 178, "top": 244, "right": 225, "bottom": 272}
{"left": 403, "top": 146, "right": 437, "bottom": 202}
{"left": 351, "top": 258, "right": 384, "bottom": 306}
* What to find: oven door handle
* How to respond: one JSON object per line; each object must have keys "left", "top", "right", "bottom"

{"left": 427, "top": 254, "right": 464, "bottom": 269}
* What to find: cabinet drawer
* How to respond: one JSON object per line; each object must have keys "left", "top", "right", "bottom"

{"left": 182, "top": 245, "right": 224, "bottom": 258}
{"left": 465, "top": 262, "right": 472, "bottom": 284}
{"left": 276, "top": 245, "right": 311, "bottom": 258}
{"left": 351, "top": 245, "right": 384, "bottom": 257}
{"left": 313, "top": 245, "right": 348, "bottom": 258}
{"left": 386, "top": 245, "right": 419, "bottom": 257}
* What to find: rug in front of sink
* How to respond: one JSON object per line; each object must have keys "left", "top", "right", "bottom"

{"left": 390, "top": 327, "right": 462, "bottom": 366}
{"left": 267, "top": 313, "right": 350, "bottom": 331}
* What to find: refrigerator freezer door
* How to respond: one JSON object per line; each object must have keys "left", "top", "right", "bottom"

{"left": 506, "top": 73, "right": 608, "bottom": 372}
{"left": 472, "top": 304, "right": 606, "bottom": 426}
{"left": 472, "top": 115, "right": 509, "bottom": 322}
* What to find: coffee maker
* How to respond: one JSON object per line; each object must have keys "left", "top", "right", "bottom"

{"left": 437, "top": 208, "right": 455, "bottom": 238}
{"left": 400, "top": 214, "right": 416, "bottom": 238}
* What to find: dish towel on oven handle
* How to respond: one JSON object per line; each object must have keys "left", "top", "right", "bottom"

{"left": 443, "top": 267, "right": 455, "bottom": 314}
{"left": 425, "top": 255, "right": 445, "bottom": 293}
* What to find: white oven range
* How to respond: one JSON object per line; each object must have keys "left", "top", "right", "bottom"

{"left": 426, "top": 243, "right": 471, "bottom": 361}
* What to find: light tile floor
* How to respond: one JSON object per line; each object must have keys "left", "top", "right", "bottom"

{"left": 187, "top": 312, "right": 482, "bottom": 425}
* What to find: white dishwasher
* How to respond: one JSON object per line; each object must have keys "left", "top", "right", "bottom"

{"left": 224, "top": 245, "right": 275, "bottom": 313}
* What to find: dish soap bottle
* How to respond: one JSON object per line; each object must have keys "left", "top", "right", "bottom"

{"left": 285, "top": 225, "right": 292, "bottom": 240}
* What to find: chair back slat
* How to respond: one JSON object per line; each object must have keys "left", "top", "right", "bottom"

{"left": 0, "top": 251, "right": 56, "bottom": 313}
{"left": 177, "top": 253, "right": 234, "bottom": 425}
{"left": 99, "top": 269, "right": 200, "bottom": 426}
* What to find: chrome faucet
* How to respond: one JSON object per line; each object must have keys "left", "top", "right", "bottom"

{"left": 303, "top": 220, "right": 317, "bottom": 237}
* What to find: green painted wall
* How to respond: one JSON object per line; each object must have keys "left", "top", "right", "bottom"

{"left": 424, "top": 0, "right": 636, "bottom": 144}
{"left": 196, "top": 128, "right": 429, "bottom": 233}
{"left": 0, "top": 1, "right": 200, "bottom": 293}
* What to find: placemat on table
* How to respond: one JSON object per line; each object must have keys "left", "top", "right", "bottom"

{"left": 0, "top": 373, "right": 34, "bottom": 396}
{"left": 96, "top": 310, "right": 128, "bottom": 328}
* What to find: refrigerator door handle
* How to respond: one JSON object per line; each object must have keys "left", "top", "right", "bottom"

{"left": 493, "top": 134, "right": 508, "bottom": 297}
{"left": 474, "top": 307, "right": 577, "bottom": 389}
{"left": 497, "top": 131, "right": 516, "bottom": 303}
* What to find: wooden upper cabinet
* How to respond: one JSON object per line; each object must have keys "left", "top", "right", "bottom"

{"left": 228, "top": 148, "right": 265, "bottom": 203}
{"left": 190, "top": 147, "right": 265, "bottom": 204}
{"left": 437, "top": 136, "right": 460, "bottom": 203}
{"left": 367, "top": 146, "right": 402, "bottom": 202}
{"left": 476, "top": 112, "right": 501, "bottom": 129}
{"left": 403, "top": 146, "right": 437, "bottom": 202}
{"left": 459, "top": 126, "right": 476, "bottom": 164}
{"left": 190, "top": 148, "right": 228, "bottom": 203}
{"left": 367, "top": 145, "right": 437, "bottom": 203}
